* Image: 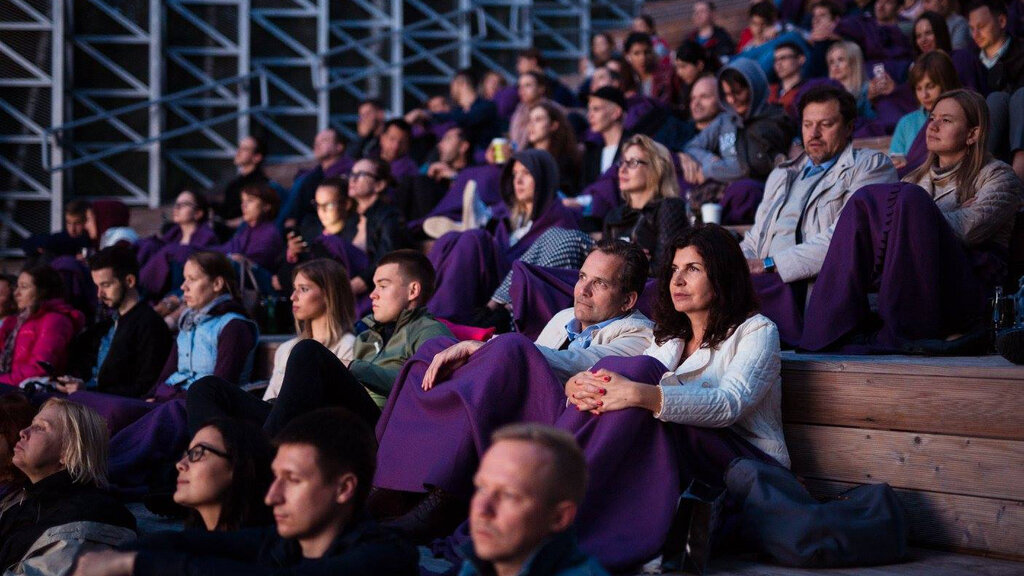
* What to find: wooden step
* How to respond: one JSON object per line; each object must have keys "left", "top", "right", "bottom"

{"left": 780, "top": 353, "right": 1024, "bottom": 561}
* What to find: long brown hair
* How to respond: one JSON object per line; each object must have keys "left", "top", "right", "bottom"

{"left": 528, "top": 100, "right": 579, "bottom": 171}
{"left": 186, "top": 251, "right": 241, "bottom": 302}
{"left": 908, "top": 51, "right": 960, "bottom": 103}
{"left": 291, "top": 259, "right": 356, "bottom": 348}
{"left": 906, "top": 89, "right": 990, "bottom": 204}
{"left": 652, "top": 226, "right": 759, "bottom": 348}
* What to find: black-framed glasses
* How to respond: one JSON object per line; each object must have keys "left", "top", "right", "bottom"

{"left": 173, "top": 201, "right": 198, "bottom": 209}
{"left": 348, "top": 170, "right": 378, "bottom": 181}
{"left": 310, "top": 200, "right": 341, "bottom": 210}
{"left": 618, "top": 158, "right": 649, "bottom": 171}
{"left": 181, "top": 443, "right": 231, "bottom": 463}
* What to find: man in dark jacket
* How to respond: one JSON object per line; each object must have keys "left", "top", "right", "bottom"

{"left": 72, "top": 408, "right": 418, "bottom": 576}
{"left": 344, "top": 158, "right": 410, "bottom": 300}
{"left": 61, "top": 246, "right": 172, "bottom": 398}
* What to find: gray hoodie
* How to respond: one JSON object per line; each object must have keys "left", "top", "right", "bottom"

{"left": 684, "top": 58, "right": 772, "bottom": 183}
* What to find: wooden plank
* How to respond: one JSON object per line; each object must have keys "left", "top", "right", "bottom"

{"left": 781, "top": 371, "right": 1024, "bottom": 440}
{"left": 784, "top": 424, "right": 1024, "bottom": 501}
{"left": 781, "top": 352, "right": 1024, "bottom": 380}
{"left": 694, "top": 548, "right": 1024, "bottom": 576}
{"left": 805, "top": 480, "right": 1024, "bottom": 559}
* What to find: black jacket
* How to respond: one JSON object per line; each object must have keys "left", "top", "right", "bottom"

{"left": 0, "top": 471, "right": 136, "bottom": 572}
{"left": 603, "top": 197, "right": 690, "bottom": 276}
{"left": 132, "top": 519, "right": 417, "bottom": 576}
{"left": 341, "top": 199, "right": 409, "bottom": 286}
{"left": 70, "top": 303, "right": 173, "bottom": 398}
{"left": 986, "top": 37, "right": 1024, "bottom": 93}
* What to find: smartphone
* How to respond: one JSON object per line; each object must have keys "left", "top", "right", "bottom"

{"left": 37, "top": 360, "right": 57, "bottom": 379}
{"left": 873, "top": 63, "right": 886, "bottom": 79}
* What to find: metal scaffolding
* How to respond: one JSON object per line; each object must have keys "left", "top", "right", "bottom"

{"left": 0, "top": 0, "right": 637, "bottom": 255}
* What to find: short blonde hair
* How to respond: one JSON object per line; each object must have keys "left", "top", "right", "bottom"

{"left": 620, "top": 134, "right": 681, "bottom": 202}
{"left": 40, "top": 398, "right": 110, "bottom": 488}
{"left": 492, "top": 423, "right": 587, "bottom": 505}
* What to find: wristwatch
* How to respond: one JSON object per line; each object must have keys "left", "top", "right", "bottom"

{"left": 763, "top": 256, "right": 777, "bottom": 274}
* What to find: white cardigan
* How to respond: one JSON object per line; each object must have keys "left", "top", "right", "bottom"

{"left": 262, "top": 334, "right": 357, "bottom": 401}
{"left": 534, "top": 308, "right": 655, "bottom": 382}
{"left": 644, "top": 314, "right": 790, "bottom": 468}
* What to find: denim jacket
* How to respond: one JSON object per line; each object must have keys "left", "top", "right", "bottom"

{"left": 165, "top": 296, "right": 256, "bottom": 390}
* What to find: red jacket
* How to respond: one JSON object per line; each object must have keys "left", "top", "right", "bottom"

{"left": 0, "top": 299, "right": 85, "bottom": 385}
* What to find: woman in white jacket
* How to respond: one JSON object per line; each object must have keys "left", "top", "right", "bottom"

{"left": 561, "top": 224, "right": 788, "bottom": 570}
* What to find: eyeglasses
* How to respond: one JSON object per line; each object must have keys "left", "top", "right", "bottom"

{"left": 173, "top": 201, "right": 198, "bottom": 209}
{"left": 618, "top": 158, "right": 649, "bottom": 171}
{"left": 348, "top": 171, "right": 378, "bottom": 181}
{"left": 181, "top": 443, "right": 230, "bottom": 463}
{"left": 311, "top": 200, "right": 341, "bottom": 210}
{"left": 774, "top": 54, "right": 799, "bottom": 62}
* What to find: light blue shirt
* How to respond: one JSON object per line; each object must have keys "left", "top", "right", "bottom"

{"left": 801, "top": 155, "right": 839, "bottom": 180}
{"left": 86, "top": 320, "right": 117, "bottom": 389}
{"left": 564, "top": 313, "right": 626, "bottom": 350}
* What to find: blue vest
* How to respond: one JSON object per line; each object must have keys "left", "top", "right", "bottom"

{"left": 165, "top": 311, "right": 254, "bottom": 390}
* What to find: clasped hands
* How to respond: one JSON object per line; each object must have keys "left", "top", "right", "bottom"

{"left": 565, "top": 369, "right": 644, "bottom": 415}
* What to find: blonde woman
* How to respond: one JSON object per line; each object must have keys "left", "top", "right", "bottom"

{"left": 186, "top": 258, "right": 357, "bottom": 436}
{"left": 827, "top": 41, "right": 874, "bottom": 120}
{"left": 1, "top": 398, "right": 136, "bottom": 572}
{"left": 603, "top": 134, "right": 689, "bottom": 275}
{"left": 802, "top": 89, "right": 1024, "bottom": 352}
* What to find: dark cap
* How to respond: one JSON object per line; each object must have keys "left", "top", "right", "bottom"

{"left": 590, "top": 86, "right": 627, "bottom": 111}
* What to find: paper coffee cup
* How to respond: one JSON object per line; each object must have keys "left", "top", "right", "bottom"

{"left": 701, "top": 203, "right": 723, "bottom": 224}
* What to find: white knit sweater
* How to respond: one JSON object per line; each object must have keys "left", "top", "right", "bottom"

{"left": 644, "top": 314, "right": 790, "bottom": 468}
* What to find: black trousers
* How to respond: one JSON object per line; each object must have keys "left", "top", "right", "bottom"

{"left": 186, "top": 339, "right": 381, "bottom": 438}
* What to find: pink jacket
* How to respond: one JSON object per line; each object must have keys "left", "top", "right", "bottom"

{"left": 0, "top": 299, "right": 85, "bottom": 385}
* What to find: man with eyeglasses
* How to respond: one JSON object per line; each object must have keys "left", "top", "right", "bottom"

{"left": 60, "top": 246, "right": 172, "bottom": 399}
{"left": 280, "top": 128, "right": 353, "bottom": 233}
{"left": 72, "top": 408, "right": 418, "bottom": 576}
{"left": 768, "top": 41, "right": 807, "bottom": 112}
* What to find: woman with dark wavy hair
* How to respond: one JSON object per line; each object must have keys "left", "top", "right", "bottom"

{"left": 555, "top": 225, "right": 788, "bottom": 570}
{"left": 174, "top": 418, "right": 273, "bottom": 531}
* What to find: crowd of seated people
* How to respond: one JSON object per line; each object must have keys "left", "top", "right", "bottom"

{"left": 1, "top": 0, "right": 1023, "bottom": 573}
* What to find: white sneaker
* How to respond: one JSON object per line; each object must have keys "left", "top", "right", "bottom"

{"left": 422, "top": 216, "right": 464, "bottom": 239}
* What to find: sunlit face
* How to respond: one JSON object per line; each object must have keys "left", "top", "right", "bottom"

{"left": 667, "top": 246, "right": 714, "bottom": 315}
{"left": 969, "top": 6, "right": 1006, "bottom": 53}
{"left": 721, "top": 80, "right": 752, "bottom": 117}
{"left": 517, "top": 75, "right": 542, "bottom": 105}
{"left": 13, "top": 404, "right": 66, "bottom": 483}
{"left": 802, "top": 100, "right": 851, "bottom": 164}
{"left": 811, "top": 5, "right": 836, "bottom": 29}
{"left": 64, "top": 213, "right": 86, "bottom": 238}
{"left": 290, "top": 271, "right": 327, "bottom": 322}
{"left": 693, "top": 2, "right": 713, "bottom": 28}
{"left": 749, "top": 15, "right": 769, "bottom": 42}
{"left": 348, "top": 160, "right": 384, "bottom": 201}
{"left": 174, "top": 426, "right": 234, "bottom": 512}
{"left": 591, "top": 34, "right": 613, "bottom": 62}
{"left": 313, "top": 129, "right": 343, "bottom": 163}
{"left": 625, "top": 41, "right": 655, "bottom": 75}
{"left": 574, "top": 250, "right": 632, "bottom": 329}
{"left": 91, "top": 267, "right": 127, "bottom": 311}
{"left": 240, "top": 192, "right": 270, "bottom": 227}
{"left": 586, "top": 97, "right": 621, "bottom": 133}
{"left": 181, "top": 259, "right": 226, "bottom": 310}
{"left": 926, "top": 97, "right": 977, "bottom": 159}
{"left": 378, "top": 125, "right": 409, "bottom": 163}
{"left": 915, "top": 74, "right": 943, "bottom": 112}
{"left": 690, "top": 78, "right": 721, "bottom": 124}
{"left": 314, "top": 186, "right": 345, "bottom": 232}
{"left": 617, "top": 145, "right": 653, "bottom": 196}
{"left": 13, "top": 272, "right": 37, "bottom": 312}
{"left": 172, "top": 191, "right": 203, "bottom": 225}
{"left": 915, "top": 19, "right": 937, "bottom": 53}
{"left": 438, "top": 128, "right": 467, "bottom": 165}
{"left": 265, "top": 444, "right": 349, "bottom": 541}
{"left": 470, "top": 440, "right": 563, "bottom": 570}
{"left": 827, "top": 47, "right": 852, "bottom": 83}
{"left": 773, "top": 47, "right": 803, "bottom": 81}
{"left": 510, "top": 161, "right": 536, "bottom": 206}
{"left": 234, "top": 136, "right": 260, "bottom": 169}
{"left": 874, "top": 0, "right": 899, "bottom": 22}
{"left": 526, "top": 107, "right": 556, "bottom": 146}
{"left": 369, "top": 263, "right": 414, "bottom": 324}
{"left": 674, "top": 59, "right": 702, "bottom": 85}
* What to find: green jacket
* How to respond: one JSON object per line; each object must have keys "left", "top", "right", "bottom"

{"left": 350, "top": 306, "right": 453, "bottom": 407}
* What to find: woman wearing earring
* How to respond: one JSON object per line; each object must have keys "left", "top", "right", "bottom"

{"left": 801, "top": 89, "right": 1024, "bottom": 352}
